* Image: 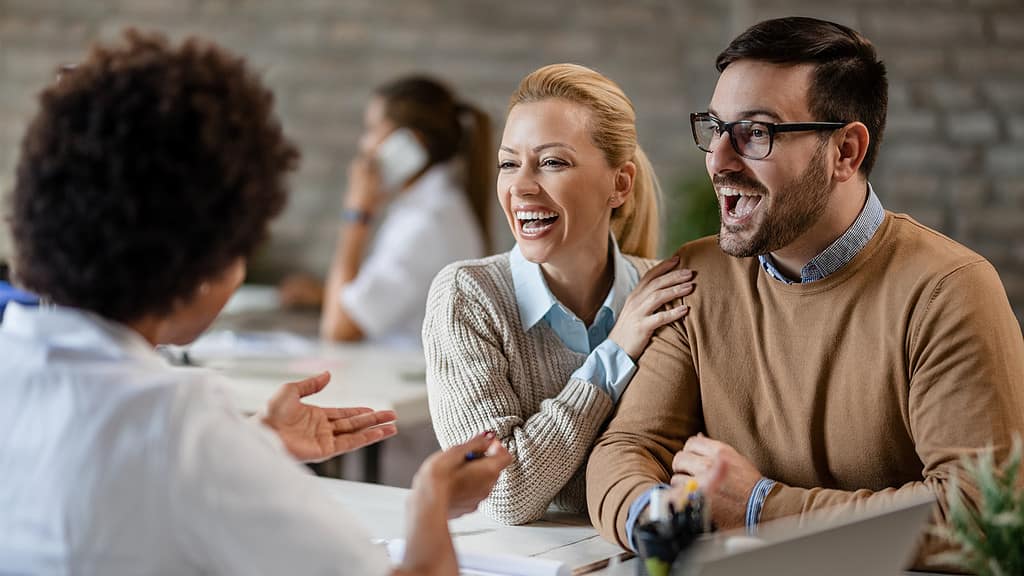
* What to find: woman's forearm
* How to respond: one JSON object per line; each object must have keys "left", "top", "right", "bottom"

{"left": 320, "top": 221, "right": 371, "bottom": 340}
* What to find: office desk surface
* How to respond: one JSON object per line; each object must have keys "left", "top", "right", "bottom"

{"left": 316, "top": 478, "right": 953, "bottom": 576}
{"left": 317, "top": 477, "right": 628, "bottom": 574}
{"left": 193, "top": 339, "right": 431, "bottom": 426}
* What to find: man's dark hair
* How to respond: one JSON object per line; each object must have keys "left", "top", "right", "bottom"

{"left": 716, "top": 17, "right": 888, "bottom": 176}
{"left": 10, "top": 30, "right": 298, "bottom": 322}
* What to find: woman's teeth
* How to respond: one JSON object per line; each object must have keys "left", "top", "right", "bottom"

{"left": 515, "top": 210, "right": 559, "bottom": 233}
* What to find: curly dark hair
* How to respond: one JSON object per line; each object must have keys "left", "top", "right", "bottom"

{"left": 10, "top": 30, "right": 298, "bottom": 322}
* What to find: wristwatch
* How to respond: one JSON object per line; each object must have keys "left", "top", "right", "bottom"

{"left": 340, "top": 209, "right": 372, "bottom": 225}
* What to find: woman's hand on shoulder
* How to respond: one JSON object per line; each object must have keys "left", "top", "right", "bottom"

{"left": 410, "top": 432, "right": 512, "bottom": 520}
{"left": 609, "top": 256, "right": 694, "bottom": 360}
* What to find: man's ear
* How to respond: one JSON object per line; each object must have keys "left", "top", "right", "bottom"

{"left": 610, "top": 161, "right": 637, "bottom": 208}
{"left": 832, "top": 122, "right": 870, "bottom": 183}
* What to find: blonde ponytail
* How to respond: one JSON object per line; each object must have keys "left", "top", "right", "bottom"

{"left": 611, "top": 145, "right": 661, "bottom": 258}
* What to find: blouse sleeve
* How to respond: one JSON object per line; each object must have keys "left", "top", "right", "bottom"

{"left": 165, "top": 379, "right": 392, "bottom": 575}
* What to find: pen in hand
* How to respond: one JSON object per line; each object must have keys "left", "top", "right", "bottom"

{"left": 465, "top": 430, "right": 497, "bottom": 461}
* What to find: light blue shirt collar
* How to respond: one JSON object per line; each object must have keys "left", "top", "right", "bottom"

{"left": 510, "top": 237, "right": 637, "bottom": 351}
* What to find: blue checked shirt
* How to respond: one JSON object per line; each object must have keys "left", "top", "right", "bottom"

{"left": 625, "top": 185, "right": 885, "bottom": 548}
{"left": 509, "top": 237, "right": 640, "bottom": 403}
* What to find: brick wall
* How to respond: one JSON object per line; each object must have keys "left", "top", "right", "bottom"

{"left": 1, "top": 0, "right": 1021, "bottom": 323}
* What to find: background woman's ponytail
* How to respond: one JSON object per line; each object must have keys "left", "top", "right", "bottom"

{"left": 456, "top": 102, "right": 493, "bottom": 253}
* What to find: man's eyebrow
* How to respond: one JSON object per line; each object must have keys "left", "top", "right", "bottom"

{"left": 707, "top": 107, "right": 784, "bottom": 122}
{"left": 739, "top": 109, "right": 784, "bottom": 122}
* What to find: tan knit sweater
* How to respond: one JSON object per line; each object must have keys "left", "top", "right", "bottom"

{"left": 423, "top": 252, "right": 655, "bottom": 524}
{"left": 586, "top": 213, "right": 1024, "bottom": 570}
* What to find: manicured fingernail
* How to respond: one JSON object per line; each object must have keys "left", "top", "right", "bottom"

{"left": 483, "top": 430, "right": 496, "bottom": 440}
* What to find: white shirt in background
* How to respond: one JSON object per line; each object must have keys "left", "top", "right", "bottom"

{"left": 341, "top": 162, "right": 486, "bottom": 347}
{"left": 0, "top": 303, "right": 391, "bottom": 576}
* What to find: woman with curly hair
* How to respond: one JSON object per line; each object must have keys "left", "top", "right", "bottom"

{"left": 0, "top": 30, "right": 509, "bottom": 575}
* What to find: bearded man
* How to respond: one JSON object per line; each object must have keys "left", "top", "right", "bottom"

{"left": 586, "top": 16, "right": 1024, "bottom": 570}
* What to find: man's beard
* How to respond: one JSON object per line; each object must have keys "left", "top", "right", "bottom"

{"left": 716, "top": 142, "right": 833, "bottom": 258}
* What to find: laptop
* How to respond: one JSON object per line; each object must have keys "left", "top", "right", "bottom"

{"left": 685, "top": 495, "right": 936, "bottom": 576}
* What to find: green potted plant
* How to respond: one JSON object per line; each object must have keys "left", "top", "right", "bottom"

{"left": 661, "top": 170, "right": 719, "bottom": 257}
{"left": 932, "top": 436, "right": 1024, "bottom": 575}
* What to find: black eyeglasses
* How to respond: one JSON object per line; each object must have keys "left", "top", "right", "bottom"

{"left": 690, "top": 112, "right": 847, "bottom": 160}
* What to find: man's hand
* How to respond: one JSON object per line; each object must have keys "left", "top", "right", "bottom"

{"left": 262, "top": 371, "right": 398, "bottom": 463}
{"left": 669, "top": 435, "right": 762, "bottom": 529}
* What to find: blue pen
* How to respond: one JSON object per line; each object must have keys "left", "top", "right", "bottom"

{"left": 466, "top": 430, "right": 497, "bottom": 461}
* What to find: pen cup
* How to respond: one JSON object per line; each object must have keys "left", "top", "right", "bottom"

{"left": 634, "top": 491, "right": 710, "bottom": 576}
{"left": 634, "top": 522, "right": 702, "bottom": 576}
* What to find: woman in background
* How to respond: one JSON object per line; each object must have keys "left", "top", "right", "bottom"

{"left": 280, "top": 76, "right": 492, "bottom": 347}
{"left": 424, "top": 64, "right": 695, "bottom": 524}
{"left": 0, "top": 31, "right": 509, "bottom": 575}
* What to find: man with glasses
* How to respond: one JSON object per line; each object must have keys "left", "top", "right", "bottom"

{"left": 587, "top": 17, "right": 1024, "bottom": 568}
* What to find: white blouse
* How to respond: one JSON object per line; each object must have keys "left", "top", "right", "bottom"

{"left": 0, "top": 303, "right": 391, "bottom": 575}
{"left": 341, "top": 162, "right": 486, "bottom": 347}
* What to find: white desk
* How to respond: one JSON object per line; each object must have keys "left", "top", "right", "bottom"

{"left": 316, "top": 478, "right": 954, "bottom": 576}
{"left": 316, "top": 477, "right": 630, "bottom": 575}
{"left": 178, "top": 296, "right": 434, "bottom": 483}
{"left": 191, "top": 338, "right": 431, "bottom": 427}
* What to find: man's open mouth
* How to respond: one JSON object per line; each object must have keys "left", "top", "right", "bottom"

{"left": 719, "top": 188, "right": 763, "bottom": 219}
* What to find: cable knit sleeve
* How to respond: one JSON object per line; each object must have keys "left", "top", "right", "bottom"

{"left": 423, "top": 259, "right": 615, "bottom": 525}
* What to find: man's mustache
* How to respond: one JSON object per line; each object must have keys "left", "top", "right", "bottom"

{"left": 712, "top": 174, "right": 769, "bottom": 196}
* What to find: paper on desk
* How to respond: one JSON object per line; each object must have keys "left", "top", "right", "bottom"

{"left": 386, "top": 539, "right": 569, "bottom": 576}
{"left": 187, "top": 330, "right": 315, "bottom": 358}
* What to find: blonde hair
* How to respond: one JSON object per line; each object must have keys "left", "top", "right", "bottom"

{"left": 508, "top": 63, "right": 661, "bottom": 258}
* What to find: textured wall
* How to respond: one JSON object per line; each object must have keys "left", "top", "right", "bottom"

{"left": 1, "top": 0, "right": 1022, "bottom": 323}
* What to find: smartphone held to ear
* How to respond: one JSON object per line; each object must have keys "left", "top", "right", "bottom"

{"left": 375, "top": 127, "right": 428, "bottom": 192}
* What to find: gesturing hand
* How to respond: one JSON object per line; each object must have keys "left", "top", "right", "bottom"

{"left": 262, "top": 371, "right": 398, "bottom": 463}
{"left": 609, "top": 256, "right": 695, "bottom": 360}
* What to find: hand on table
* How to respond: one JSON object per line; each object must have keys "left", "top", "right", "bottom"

{"left": 278, "top": 274, "right": 325, "bottom": 308}
{"left": 669, "top": 434, "right": 762, "bottom": 529}
{"left": 412, "top": 432, "right": 513, "bottom": 519}
{"left": 262, "top": 371, "right": 398, "bottom": 463}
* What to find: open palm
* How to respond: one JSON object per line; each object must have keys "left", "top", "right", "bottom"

{"left": 262, "top": 371, "right": 398, "bottom": 463}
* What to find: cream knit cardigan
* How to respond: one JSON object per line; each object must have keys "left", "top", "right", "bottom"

{"left": 423, "top": 252, "right": 654, "bottom": 525}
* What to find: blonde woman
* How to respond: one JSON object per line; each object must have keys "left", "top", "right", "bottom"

{"left": 423, "top": 64, "right": 695, "bottom": 524}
